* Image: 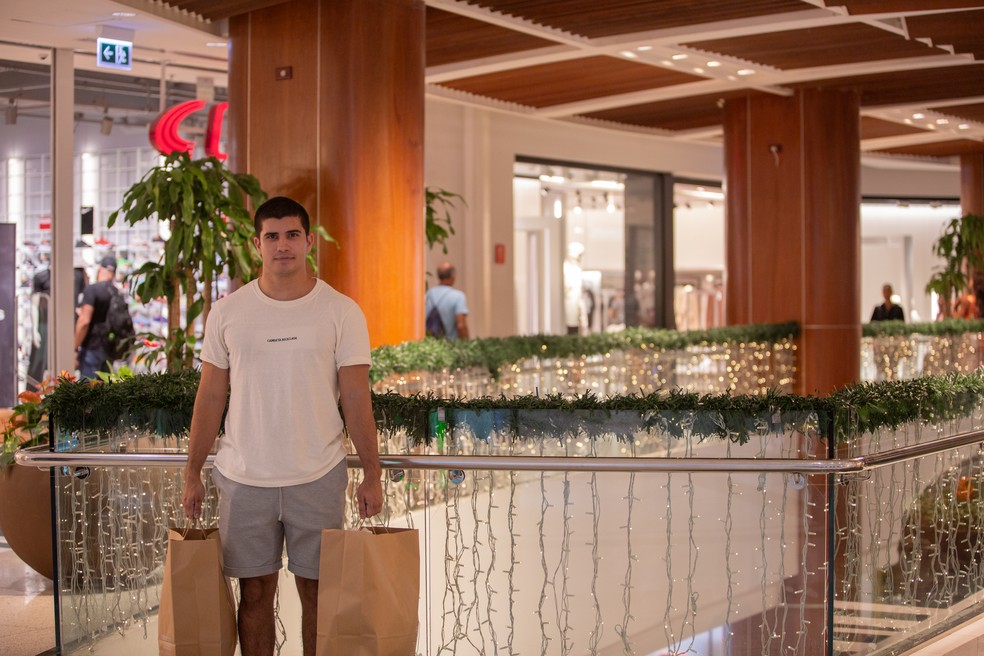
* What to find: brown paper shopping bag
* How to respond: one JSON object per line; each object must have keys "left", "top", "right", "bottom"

{"left": 158, "top": 527, "right": 238, "bottom": 656}
{"left": 316, "top": 526, "right": 420, "bottom": 656}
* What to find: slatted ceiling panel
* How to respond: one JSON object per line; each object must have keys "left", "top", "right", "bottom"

{"left": 582, "top": 92, "right": 747, "bottom": 131}
{"left": 426, "top": 8, "right": 557, "bottom": 67}
{"left": 876, "top": 139, "right": 984, "bottom": 156}
{"left": 464, "top": 0, "right": 809, "bottom": 39}
{"left": 436, "top": 56, "right": 704, "bottom": 108}
{"left": 686, "top": 23, "right": 944, "bottom": 70}
{"left": 836, "top": 0, "right": 984, "bottom": 14}
{"left": 160, "top": 0, "right": 291, "bottom": 21}
{"left": 792, "top": 64, "right": 984, "bottom": 107}
{"left": 930, "top": 102, "right": 984, "bottom": 123}
{"left": 906, "top": 10, "right": 984, "bottom": 60}
{"left": 860, "top": 117, "right": 929, "bottom": 139}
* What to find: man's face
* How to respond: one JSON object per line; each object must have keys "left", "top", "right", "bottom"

{"left": 883, "top": 285, "right": 893, "bottom": 302}
{"left": 253, "top": 215, "right": 313, "bottom": 275}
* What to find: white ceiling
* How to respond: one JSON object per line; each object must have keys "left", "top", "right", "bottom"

{"left": 0, "top": 0, "right": 228, "bottom": 87}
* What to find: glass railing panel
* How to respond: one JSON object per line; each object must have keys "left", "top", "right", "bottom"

{"left": 833, "top": 404, "right": 984, "bottom": 654}
{"left": 373, "top": 342, "right": 796, "bottom": 399}
{"left": 48, "top": 410, "right": 828, "bottom": 655}
{"left": 861, "top": 333, "right": 983, "bottom": 382}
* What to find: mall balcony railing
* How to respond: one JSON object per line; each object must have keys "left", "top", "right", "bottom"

{"left": 14, "top": 366, "right": 984, "bottom": 656}
{"left": 861, "top": 319, "right": 984, "bottom": 382}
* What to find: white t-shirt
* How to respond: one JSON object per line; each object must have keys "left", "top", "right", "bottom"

{"left": 201, "top": 279, "right": 372, "bottom": 487}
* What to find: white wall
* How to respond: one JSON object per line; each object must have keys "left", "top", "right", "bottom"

{"left": 424, "top": 99, "right": 724, "bottom": 338}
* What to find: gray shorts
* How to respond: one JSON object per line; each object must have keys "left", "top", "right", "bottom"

{"left": 211, "top": 461, "right": 348, "bottom": 580}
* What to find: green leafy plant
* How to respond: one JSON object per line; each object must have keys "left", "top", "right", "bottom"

{"left": 425, "top": 187, "right": 464, "bottom": 254}
{"left": 39, "top": 368, "right": 984, "bottom": 447}
{"left": 369, "top": 322, "right": 800, "bottom": 383}
{"left": 925, "top": 213, "right": 984, "bottom": 317}
{"left": 108, "top": 152, "right": 267, "bottom": 371}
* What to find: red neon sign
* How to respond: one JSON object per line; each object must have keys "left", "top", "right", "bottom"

{"left": 149, "top": 100, "right": 228, "bottom": 160}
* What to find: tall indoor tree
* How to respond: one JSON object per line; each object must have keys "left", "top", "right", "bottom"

{"left": 109, "top": 152, "right": 267, "bottom": 370}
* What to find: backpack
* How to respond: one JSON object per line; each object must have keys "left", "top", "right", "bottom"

{"left": 425, "top": 305, "right": 446, "bottom": 338}
{"left": 103, "top": 287, "right": 136, "bottom": 360}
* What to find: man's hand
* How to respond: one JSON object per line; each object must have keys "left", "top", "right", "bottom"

{"left": 356, "top": 475, "right": 384, "bottom": 519}
{"left": 182, "top": 473, "right": 205, "bottom": 520}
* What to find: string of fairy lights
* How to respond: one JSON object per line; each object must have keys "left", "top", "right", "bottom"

{"left": 372, "top": 340, "right": 797, "bottom": 398}
{"left": 862, "top": 333, "right": 983, "bottom": 381}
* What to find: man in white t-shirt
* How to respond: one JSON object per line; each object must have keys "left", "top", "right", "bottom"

{"left": 182, "top": 196, "right": 383, "bottom": 655}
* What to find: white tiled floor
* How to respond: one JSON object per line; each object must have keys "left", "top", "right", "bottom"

{"left": 0, "top": 532, "right": 55, "bottom": 656}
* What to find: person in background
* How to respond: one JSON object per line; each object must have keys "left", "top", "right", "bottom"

{"left": 74, "top": 255, "right": 120, "bottom": 380}
{"left": 954, "top": 288, "right": 979, "bottom": 320}
{"left": 870, "top": 283, "right": 905, "bottom": 322}
{"left": 425, "top": 262, "right": 470, "bottom": 339}
{"left": 182, "top": 196, "right": 383, "bottom": 656}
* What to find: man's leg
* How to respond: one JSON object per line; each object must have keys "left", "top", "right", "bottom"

{"left": 238, "top": 573, "right": 279, "bottom": 655}
{"left": 295, "top": 575, "right": 319, "bottom": 656}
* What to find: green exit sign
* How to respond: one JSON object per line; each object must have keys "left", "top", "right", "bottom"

{"left": 96, "top": 37, "right": 132, "bottom": 71}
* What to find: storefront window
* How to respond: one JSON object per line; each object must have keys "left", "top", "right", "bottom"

{"left": 514, "top": 159, "right": 672, "bottom": 336}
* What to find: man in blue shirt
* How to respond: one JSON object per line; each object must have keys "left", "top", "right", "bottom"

{"left": 425, "top": 262, "right": 470, "bottom": 339}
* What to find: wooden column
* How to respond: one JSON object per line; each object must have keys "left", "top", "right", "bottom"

{"left": 229, "top": 0, "right": 425, "bottom": 347}
{"left": 961, "top": 153, "right": 984, "bottom": 215}
{"left": 724, "top": 88, "right": 861, "bottom": 395}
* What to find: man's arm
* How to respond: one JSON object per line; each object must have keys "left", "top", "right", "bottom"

{"left": 338, "top": 364, "right": 383, "bottom": 519}
{"left": 455, "top": 314, "right": 470, "bottom": 339}
{"left": 74, "top": 304, "right": 93, "bottom": 350}
{"left": 182, "top": 363, "right": 230, "bottom": 519}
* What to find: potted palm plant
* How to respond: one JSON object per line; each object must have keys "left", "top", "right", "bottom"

{"left": 108, "top": 152, "right": 267, "bottom": 371}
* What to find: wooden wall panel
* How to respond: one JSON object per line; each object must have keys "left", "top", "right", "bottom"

{"left": 239, "top": 0, "right": 320, "bottom": 212}
{"left": 803, "top": 88, "right": 860, "bottom": 328}
{"left": 724, "top": 89, "right": 861, "bottom": 395}
{"left": 962, "top": 153, "right": 984, "bottom": 215}
{"left": 228, "top": 0, "right": 425, "bottom": 347}
{"left": 723, "top": 96, "right": 751, "bottom": 326}
{"left": 748, "top": 93, "right": 804, "bottom": 325}
{"left": 319, "top": 0, "right": 425, "bottom": 346}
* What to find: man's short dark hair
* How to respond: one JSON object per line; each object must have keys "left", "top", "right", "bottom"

{"left": 437, "top": 263, "right": 455, "bottom": 281}
{"left": 254, "top": 196, "right": 310, "bottom": 235}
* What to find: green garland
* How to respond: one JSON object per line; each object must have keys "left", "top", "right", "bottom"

{"left": 369, "top": 322, "right": 799, "bottom": 382}
{"left": 862, "top": 318, "right": 984, "bottom": 338}
{"left": 42, "top": 369, "right": 984, "bottom": 446}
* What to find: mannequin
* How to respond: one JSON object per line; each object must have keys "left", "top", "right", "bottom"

{"left": 563, "top": 242, "right": 584, "bottom": 335}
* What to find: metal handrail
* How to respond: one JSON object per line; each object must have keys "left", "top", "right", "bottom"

{"left": 14, "top": 427, "right": 984, "bottom": 474}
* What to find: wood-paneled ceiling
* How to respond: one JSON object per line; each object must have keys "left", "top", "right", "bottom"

{"left": 416, "top": 0, "right": 984, "bottom": 162}
{"left": 37, "top": 0, "right": 984, "bottom": 163}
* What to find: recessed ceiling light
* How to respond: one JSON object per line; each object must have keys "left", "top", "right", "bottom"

{"left": 671, "top": 54, "right": 688, "bottom": 61}
{"left": 636, "top": 45, "right": 653, "bottom": 52}
{"left": 903, "top": 118, "right": 913, "bottom": 124}
{"left": 206, "top": 41, "right": 228, "bottom": 47}
{"left": 726, "top": 75, "right": 737, "bottom": 81}
{"left": 936, "top": 118, "right": 949, "bottom": 125}
{"left": 707, "top": 61, "right": 721, "bottom": 68}
{"left": 112, "top": 11, "right": 136, "bottom": 17}
{"left": 661, "top": 60, "right": 675, "bottom": 67}
{"left": 737, "top": 69, "right": 755, "bottom": 76}
{"left": 927, "top": 123, "right": 936, "bottom": 130}
{"left": 959, "top": 124, "right": 970, "bottom": 130}
{"left": 693, "top": 67, "right": 704, "bottom": 74}
{"left": 620, "top": 51, "right": 638, "bottom": 59}
{"left": 912, "top": 112, "right": 925, "bottom": 119}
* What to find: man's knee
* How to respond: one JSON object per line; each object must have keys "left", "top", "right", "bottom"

{"left": 240, "top": 574, "right": 278, "bottom": 605}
